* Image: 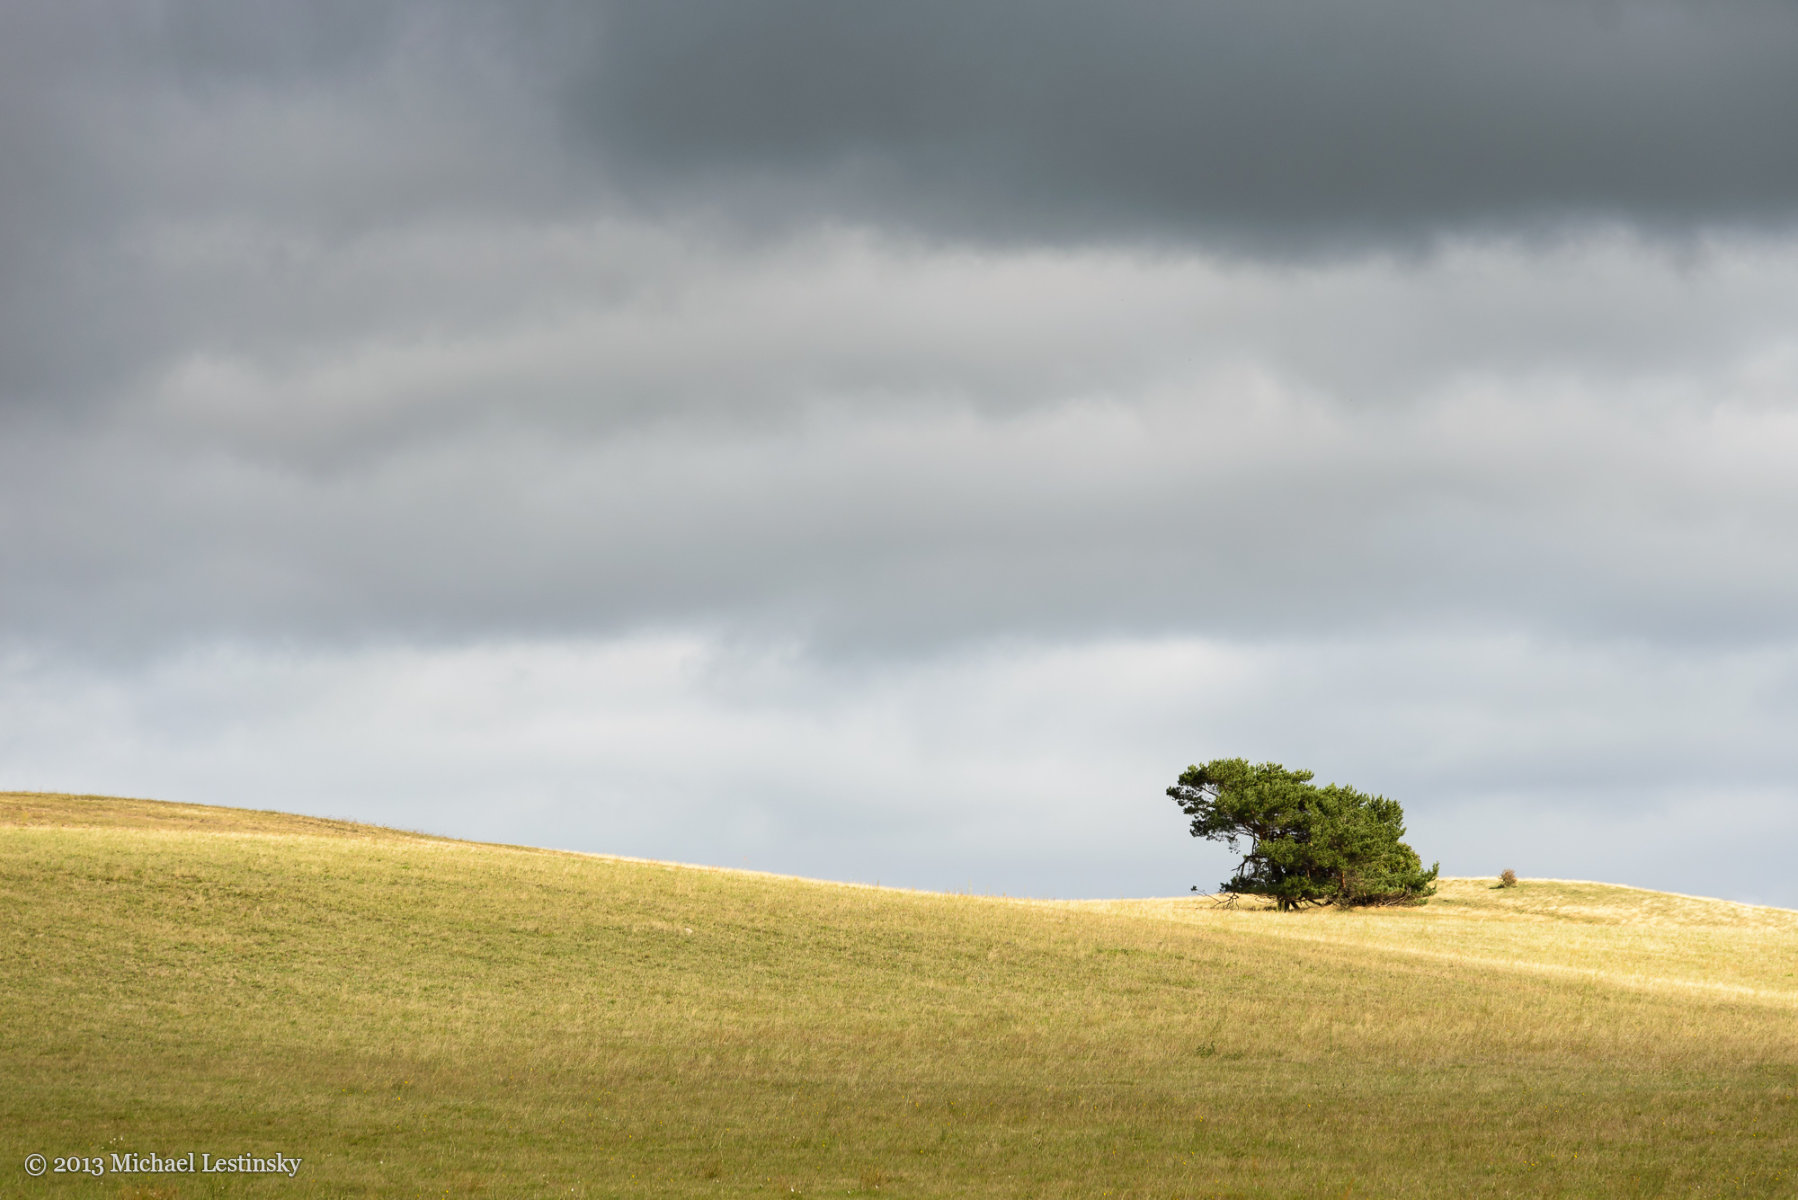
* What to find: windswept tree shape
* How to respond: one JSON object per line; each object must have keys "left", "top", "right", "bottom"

{"left": 1170, "top": 759, "right": 1438, "bottom": 910}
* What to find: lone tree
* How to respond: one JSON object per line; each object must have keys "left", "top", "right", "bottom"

{"left": 1169, "top": 758, "right": 1438, "bottom": 910}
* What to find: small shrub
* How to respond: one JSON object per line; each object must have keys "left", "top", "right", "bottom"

{"left": 1499, "top": 869, "right": 1518, "bottom": 888}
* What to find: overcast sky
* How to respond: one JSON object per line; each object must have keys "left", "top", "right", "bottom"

{"left": 4, "top": 1, "right": 1797, "bottom": 903}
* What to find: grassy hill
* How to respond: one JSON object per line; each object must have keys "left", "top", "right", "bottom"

{"left": 3, "top": 792, "right": 1795, "bottom": 1198}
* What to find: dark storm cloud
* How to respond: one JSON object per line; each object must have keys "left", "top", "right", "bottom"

{"left": 1, "top": 1, "right": 1797, "bottom": 657}
{"left": 5, "top": 0, "right": 1797, "bottom": 421}
{"left": 0, "top": 1, "right": 573, "bottom": 413}
{"left": 575, "top": 0, "right": 1798, "bottom": 245}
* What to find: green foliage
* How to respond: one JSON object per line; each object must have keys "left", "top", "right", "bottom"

{"left": 1168, "top": 758, "right": 1438, "bottom": 910}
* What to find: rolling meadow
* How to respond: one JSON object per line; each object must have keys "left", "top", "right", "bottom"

{"left": 3, "top": 792, "right": 1796, "bottom": 1198}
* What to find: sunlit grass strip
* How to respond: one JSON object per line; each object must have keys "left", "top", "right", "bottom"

{"left": 3, "top": 791, "right": 1795, "bottom": 1198}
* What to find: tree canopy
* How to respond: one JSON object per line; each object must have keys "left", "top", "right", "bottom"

{"left": 1168, "top": 758, "right": 1438, "bottom": 910}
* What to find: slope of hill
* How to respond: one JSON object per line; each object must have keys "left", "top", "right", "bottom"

{"left": 3, "top": 791, "right": 1795, "bottom": 1198}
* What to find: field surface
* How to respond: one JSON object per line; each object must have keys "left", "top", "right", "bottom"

{"left": 3, "top": 791, "right": 1796, "bottom": 1198}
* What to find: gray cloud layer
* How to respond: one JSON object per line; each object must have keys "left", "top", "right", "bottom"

{"left": 9, "top": 0, "right": 1798, "bottom": 414}
{"left": 5, "top": 232, "right": 1796, "bottom": 654}
{"left": 6, "top": 1, "right": 1796, "bottom": 656}
{"left": 576, "top": 0, "right": 1798, "bottom": 246}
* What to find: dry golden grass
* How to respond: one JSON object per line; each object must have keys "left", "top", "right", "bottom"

{"left": 3, "top": 791, "right": 1796, "bottom": 1198}
{"left": 1100, "top": 877, "right": 1798, "bottom": 1006}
